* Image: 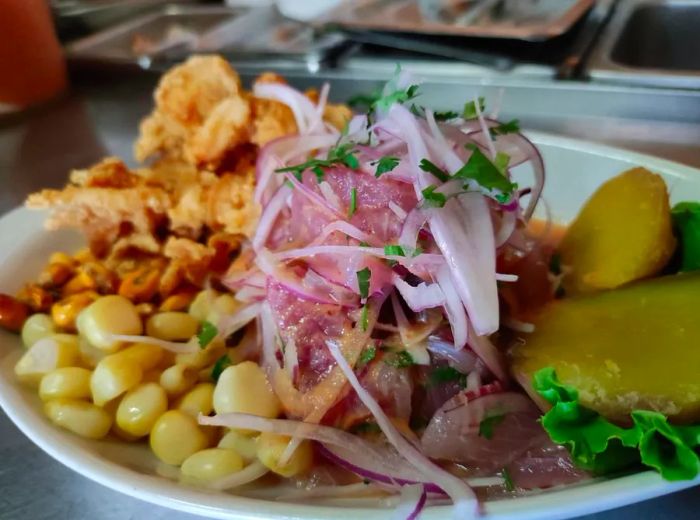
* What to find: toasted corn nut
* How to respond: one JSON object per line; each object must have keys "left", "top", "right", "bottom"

{"left": 14, "top": 334, "right": 80, "bottom": 386}
{"left": 39, "top": 367, "right": 92, "bottom": 401}
{"left": 159, "top": 262, "right": 183, "bottom": 298}
{"left": 16, "top": 284, "right": 53, "bottom": 313}
{"left": 256, "top": 432, "right": 312, "bottom": 477}
{"left": 38, "top": 262, "right": 74, "bottom": 289}
{"left": 44, "top": 398, "right": 112, "bottom": 439}
{"left": 51, "top": 291, "right": 99, "bottom": 331}
{"left": 73, "top": 248, "right": 96, "bottom": 263}
{"left": 116, "top": 382, "right": 168, "bottom": 437}
{"left": 118, "top": 268, "right": 161, "bottom": 303}
{"left": 61, "top": 272, "right": 97, "bottom": 296}
{"left": 208, "top": 233, "right": 242, "bottom": 272}
{"left": 79, "top": 262, "right": 118, "bottom": 294}
{"left": 21, "top": 313, "right": 56, "bottom": 348}
{"left": 0, "top": 293, "right": 30, "bottom": 332}
{"left": 181, "top": 448, "right": 244, "bottom": 482}
{"left": 49, "top": 252, "right": 76, "bottom": 267}
{"left": 159, "top": 292, "right": 196, "bottom": 312}
{"left": 136, "top": 302, "right": 157, "bottom": 318}
{"left": 150, "top": 410, "right": 209, "bottom": 465}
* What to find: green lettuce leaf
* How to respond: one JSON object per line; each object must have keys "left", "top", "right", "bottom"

{"left": 533, "top": 368, "right": 700, "bottom": 480}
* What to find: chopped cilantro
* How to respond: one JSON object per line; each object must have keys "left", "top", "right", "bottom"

{"left": 211, "top": 354, "right": 232, "bottom": 382}
{"left": 347, "top": 91, "right": 382, "bottom": 110}
{"left": 348, "top": 187, "right": 358, "bottom": 218}
{"left": 350, "top": 421, "right": 382, "bottom": 434}
{"left": 479, "top": 414, "right": 505, "bottom": 440}
{"left": 275, "top": 143, "right": 359, "bottom": 180}
{"left": 494, "top": 151, "right": 511, "bottom": 174}
{"left": 491, "top": 119, "right": 521, "bottom": 137}
{"left": 428, "top": 366, "right": 467, "bottom": 388}
{"left": 312, "top": 165, "right": 325, "bottom": 183}
{"left": 421, "top": 185, "right": 447, "bottom": 208}
{"left": 197, "top": 321, "right": 218, "bottom": 349}
{"left": 358, "top": 345, "right": 376, "bottom": 366}
{"left": 434, "top": 110, "right": 459, "bottom": 121}
{"left": 385, "top": 350, "right": 415, "bottom": 368}
{"left": 454, "top": 146, "right": 517, "bottom": 198}
{"left": 502, "top": 468, "right": 515, "bottom": 491}
{"left": 374, "top": 84, "right": 420, "bottom": 113}
{"left": 356, "top": 267, "right": 371, "bottom": 300}
{"left": 384, "top": 245, "right": 405, "bottom": 256}
{"left": 327, "top": 143, "right": 360, "bottom": 169}
{"left": 419, "top": 158, "right": 450, "bottom": 182}
{"left": 372, "top": 156, "right": 400, "bottom": 177}
{"left": 359, "top": 241, "right": 370, "bottom": 247}
{"left": 462, "top": 97, "right": 485, "bottom": 120}
{"left": 360, "top": 304, "right": 369, "bottom": 331}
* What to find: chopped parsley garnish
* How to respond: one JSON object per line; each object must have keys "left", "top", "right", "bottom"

{"left": 211, "top": 354, "right": 232, "bottom": 382}
{"left": 358, "top": 345, "right": 376, "bottom": 366}
{"left": 312, "top": 165, "right": 325, "bottom": 183}
{"left": 491, "top": 119, "right": 521, "bottom": 137}
{"left": 462, "top": 97, "right": 485, "bottom": 120}
{"left": 348, "top": 187, "right": 358, "bottom": 218}
{"left": 197, "top": 321, "right": 218, "bottom": 349}
{"left": 479, "top": 414, "right": 505, "bottom": 440}
{"left": 502, "top": 468, "right": 515, "bottom": 491}
{"left": 360, "top": 304, "right": 369, "bottom": 331}
{"left": 375, "top": 84, "right": 420, "bottom": 113}
{"left": 347, "top": 91, "right": 382, "bottom": 110}
{"left": 328, "top": 143, "right": 360, "bottom": 169}
{"left": 275, "top": 143, "right": 359, "bottom": 179}
{"left": 384, "top": 245, "right": 405, "bottom": 256}
{"left": 494, "top": 151, "right": 511, "bottom": 174}
{"left": 372, "top": 156, "right": 400, "bottom": 178}
{"left": 434, "top": 110, "right": 459, "bottom": 121}
{"left": 454, "top": 146, "right": 517, "bottom": 199}
{"left": 419, "top": 158, "right": 450, "bottom": 182}
{"left": 356, "top": 267, "right": 371, "bottom": 300}
{"left": 428, "top": 366, "right": 467, "bottom": 388}
{"left": 385, "top": 350, "right": 415, "bottom": 368}
{"left": 421, "top": 185, "right": 447, "bottom": 208}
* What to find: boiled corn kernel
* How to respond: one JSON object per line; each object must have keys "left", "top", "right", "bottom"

{"left": 77, "top": 295, "right": 142, "bottom": 351}
{"left": 175, "top": 342, "right": 226, "bottom": 370}
{"left": 150, "top": 410, "right": 208, "bottom": 465}
{"left": 175, "top": 383, "right": 214, "bottom": 418}
{"left": 218, "top": 430, "right": 258, "bottom": 464}
{"left": 160, "top": 364, "right": 197, "bottom": 397}
{"left": 21, "top": 313, "right": 56, "bottom": 348}
{"left": 51, "top": 291, "right": 99, "bottom": 331}
{"left": 116, "top": 382, "right": 168, "bottom": 437}
{"left": 213, "top": 362, "right": 281, "bottom": 418}
{"left": 119, "top": 343, "right": 163, "bottom": 371}
{"left": 181, "top": 448, "right": 244, "bottom": 482}
{"left": 78, "top": 335, "right": 107, "bottom": 368}
{"left": 39, "top": 367, "right": 92, "bottom": 401}
{"left": 208, "top": 294, "right": 240, "bottom": 324}
{"left": 90, "top": 350, "right": 143, "bottom": 406}
{"left": 188, "top": 290, "right": 218, "bottom": 322}
{"left": 256, "top": 432, "right": 312, "bottom": 477}
{"left": 14, "top": 334, "right": 80, "bottom": 386}
{"left": 146, "top": 312, "right": 198, "bottom": 341}
{"left": 44, "top": 398, "right": 112, "bottom": 439}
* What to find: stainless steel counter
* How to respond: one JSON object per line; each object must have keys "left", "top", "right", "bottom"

{"left": 0, "top": 68, "right": 699, "bottom": 520}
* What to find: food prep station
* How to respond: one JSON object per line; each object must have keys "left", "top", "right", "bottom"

{"left": 1, "top": 0, "right": 700, "bottom": 518}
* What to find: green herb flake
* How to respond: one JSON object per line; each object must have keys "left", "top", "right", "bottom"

{"left": 419, "top": 158, "right": 450, "bottom": 182}
{"left": 359, "top": 241, "right": 370, "bottom": 247}
{"left": 373, "top": 156, "right": 400, "bottom": 178}
{"left": 374, "top": 84, "right": 421, "bottom": 113}
{"left": 384, "top": 245, "right": 406, "bottom": 257}
{"left": 502, "top": 468, "right": 515, "bottom": 491}
{"left": 671, "top": 202, "right": 700, "bottom": 272}
{"left": 312, "top": 165, "right": 325, "bottom": 183}
{"left": 197, "top": 321, "right": 218, "bottom": 349}
{"left": 533, "top": 367, "right": 700, "bottom": 480}
{"left": 211, "top": 354, "right": 232, "bottom": 382}
{"left": 385, "top": 350, "right": 415, "bottom": 368}
{"left": 356, "top": 267, "right": 371, "bottom": 300}
{"left": 494, "top": 151, "right": 511, "bottom": 174}
{"left": 454, "top": 146, "right": 517, "bottom": 199}
{"left": 360, "top": 304, "right": 369, "bottom": 331}
{"left": 491, "top": 119, "right": 521, "bottom": 137}
{"left": 275, "top": 144, "right": 359, "bottom": 180}
{"left": 350, "top": 421, "right": 382, "bottom": 434}
{"left": 479, "top": 414, "right": 505, "bottom": 440}
{"left": 358, "top": 345, "right": 376, "bottom": 366}
{"left": 421, "top": 185, "right": 447, "bottom": 208}
{"left": 462, "top": 97, "right": 486, "bottom": 120}
{"left": 549, "top": 252, "right": 562, "bottom": 275}
{"left": 428, "top": 366, "right": 467, "bottom": 388}
{"left": 348, "top": 187, "right": 358, "bottom": 218}
{"left": 347, "top": 91, "right": 382, "bottom": 110}
{"left": 434, "top": 110, "right": 459, "bottom": 121}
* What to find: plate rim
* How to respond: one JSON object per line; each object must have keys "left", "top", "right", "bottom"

{"left": 1, "top": 133, "right": 699, "bottom": 520}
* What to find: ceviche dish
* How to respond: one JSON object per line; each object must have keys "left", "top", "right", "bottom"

{"left": 2, "top": 55, "right": 700, "bottom": 518}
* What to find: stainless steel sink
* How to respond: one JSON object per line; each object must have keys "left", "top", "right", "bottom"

{"left": 588, "top": 0, "right": 700, "bottom": 88}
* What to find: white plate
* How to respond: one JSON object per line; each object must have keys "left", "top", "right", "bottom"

{"left": 1, "top": 133, "right": 699, "bottom": 520}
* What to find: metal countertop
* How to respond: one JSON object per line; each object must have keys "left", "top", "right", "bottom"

{"left": 0, "top": 68, "right": 699, "bottom": 520}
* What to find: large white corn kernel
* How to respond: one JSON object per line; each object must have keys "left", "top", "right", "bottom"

{"left": 207, "top": 294, "right": 240, "bottom": 323}
{"left": 78, "top": 335, "right": 107, "bottom": 368}
{"left": 116, "top": 382, "right": 168, "bottom": 437}
{"left": 76, "top": 295, "right": 142, "bottom": 351}
{"left": 150, "top": 410, "right": 208, "bottom": 465}
{"left": 181, "top": 448, "right": 243, "bottom": 482}
{"left": 218, "top": 430, "right": 258, "bottom": 464}
{"left": 146, "top": 312, "right": 198, "bottom": 341}
{"left": 175, "top": 342, "right": 226, "bottom": 370}
{"left": 176, "top": 383, "right": 214, "bottom": 418}
{"left": 160, "top": 364, "right": 197, "bottom": 397}
{"left": 21, "top": 313, "right": 56, "bottom": 348}
{"left": 256, "top": 432, "right": 312, "bottom": 477}
{"left": 39, "top": 367, "right": 92, "bottom": 401}
{"left": 119, "top": 343, "right": 163, "bottom": 371}
{"left": 14, "top": 334, "right": 80, "bottom": 386}
{"left": 213, "top": 362, "right": 280, "bottom": 418}
{"left": 188, "top": 290, "right": 218, "bottom": 322}
{"left": 90, "top": 350, "right": 143, "bottom": 406}
{"left": 44, "top": 398, "right": 112, "bottom": 439}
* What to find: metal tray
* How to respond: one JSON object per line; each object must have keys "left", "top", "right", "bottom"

{"left": 319, "top": 0, "right": 595, "bottom": 42}
{"left": 66, "top": 4, "right": 348, "bottom": 68}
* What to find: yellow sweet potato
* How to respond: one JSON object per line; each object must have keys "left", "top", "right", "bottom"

{"left": 559, "top": 167, "right": 675, "bottom": 294}
{"left": 511, "top": 272, "right": 700, "bottom": 423}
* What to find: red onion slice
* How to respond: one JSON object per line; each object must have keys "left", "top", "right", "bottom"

{"left": 393, "top": 275, "right": 445, "bottom": 312}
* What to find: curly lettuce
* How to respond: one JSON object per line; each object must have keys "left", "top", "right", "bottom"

{"left": 533, "top": 367, "right": 700, "bottom": 481}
